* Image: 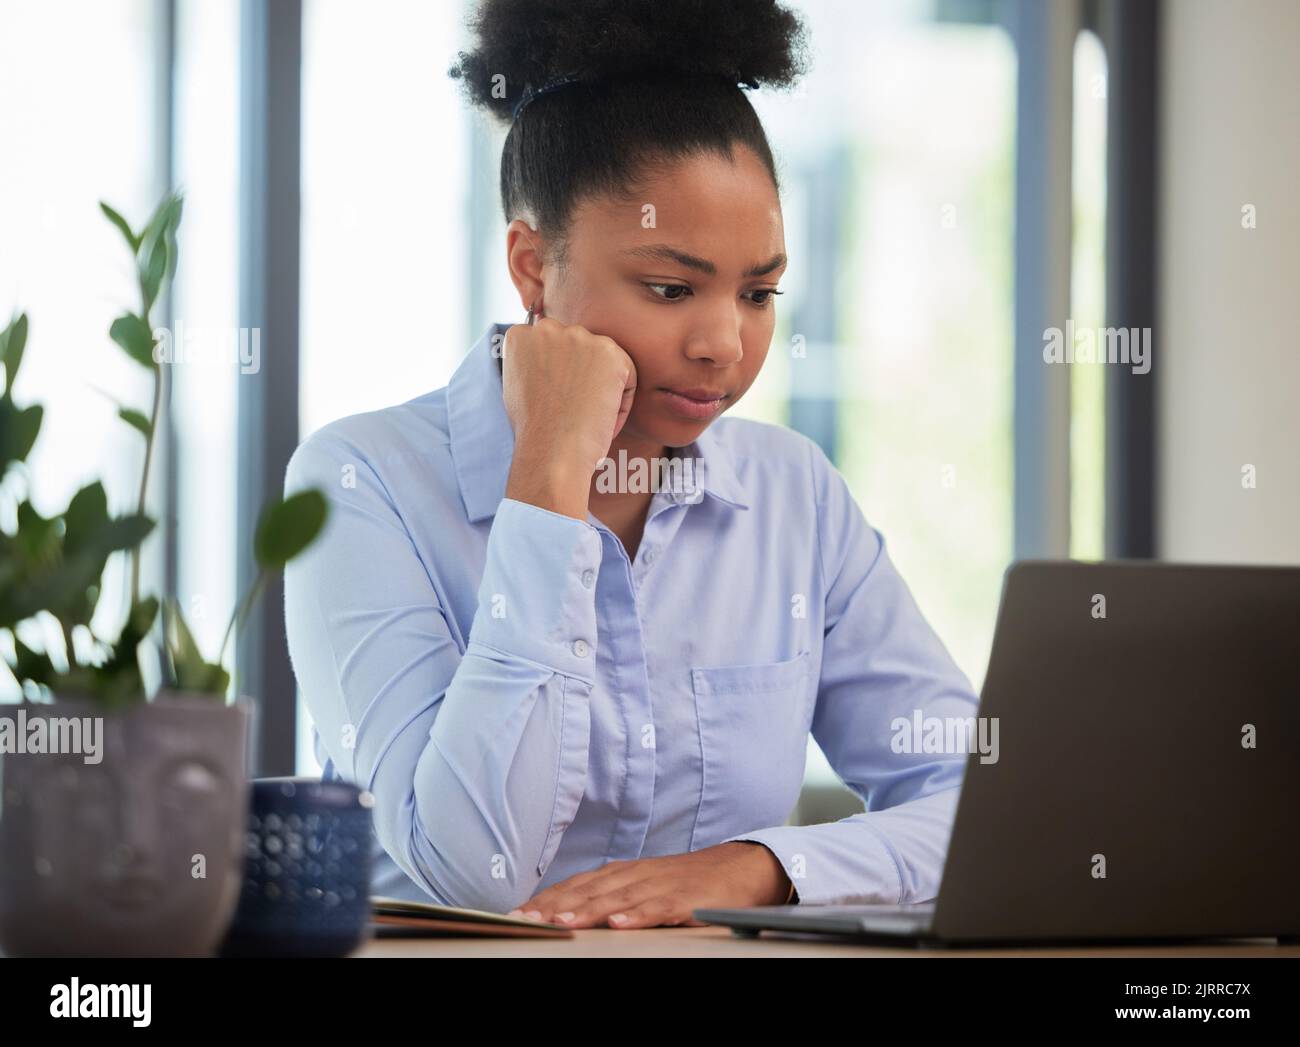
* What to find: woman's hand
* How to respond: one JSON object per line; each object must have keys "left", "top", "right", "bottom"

{"left": 501, "top": 316, "right": 637, "bottom": 521}
{"left": 507, "top": 842, "right": 794, "bottom": 929}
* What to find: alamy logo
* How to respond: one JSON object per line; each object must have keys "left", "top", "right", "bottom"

{"left": 0, "top": 710, "right": 103, "bottom": 764}
{"left": 50, "top": 979, "right": 151, "bottom": 1026}
{"left": 891, "top": 711, "right": 1000, "bottom": 764}
{"left": 593, "top": 449, "right": 704, "bottom": 501}
{"left": 152, "top": 320, "right": 260, "bottom": 374}
{"left": 1042, "top": 320, "right": 1151, "bottom": 374}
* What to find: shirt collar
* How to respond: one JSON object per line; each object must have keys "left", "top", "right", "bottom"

{"left": 446, "top": 321, "right": 750, "bottom": 523}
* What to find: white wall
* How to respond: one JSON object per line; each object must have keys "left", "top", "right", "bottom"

{"left": 1158, "top": 0, "right": 1300, "bottom": 563}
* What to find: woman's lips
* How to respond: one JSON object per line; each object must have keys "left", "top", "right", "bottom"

{"left": 658, "top": 387, "right": 728, "bottom": 421}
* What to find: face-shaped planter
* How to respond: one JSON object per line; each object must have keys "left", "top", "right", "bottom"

{"left": 0, "top": 694, "right": 249, "bottom": 957}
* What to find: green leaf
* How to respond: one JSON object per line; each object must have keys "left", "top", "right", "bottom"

{"left": 189, "top": 662, "right": 230, "bottom": 696}
{"left": 0, "top": 398, "right": 42, "bottom": 469}
{"left": 254, "top": 489, "right": 329, "bottom": 570}
{"left": 166, "top": 596, "right": 204, "bottom": 665}
{"left": 0, "top": 532, "right": 19, "bottom": 591}
{"left": 95, "top": 513, "right": 156, "bottom": 556}
{"left": 66, "top": 599, "right": 158, "bottom": 709}
{"left": 0, "top": 313, "right": 29, "bottom": 392}
{"left": 99, "top": 201, "right": 140, "bottom": 253}
{"left": 163, "top": 198, "right": 183, "bottom": 281}
{"left": 138, "top": 193, "right": 182, "bottom": 311}
{"left": 139, "top": 235, "right": 168, "bottom": 313}
{"left": 128, "top": 595, "right": 159, "bottom": 638}
{"left": 63, "top": 481, "right": 110, "bottom": 556}
{"left": 15, "top": 501, "right": 61, "bottom": 568}
{"left": 140, "top": 193, "right": 182, "bottom": 254}
{"left": 165, "top": 598, "right": 229, "bottom": 695}
{"left": 0, "top": 507, "right": 152, "bottom": 629}
{"left": 109, "top": 313, "right": 157, "bottom": 369}
{"left": 36, "top": 555, "right": 105, "bottom": 628}
{"left": 118, "top": 407, "right": 151, "bottom": 437}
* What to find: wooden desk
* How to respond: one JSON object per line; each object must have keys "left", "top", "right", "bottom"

{"left": 355, "top": 926, "right": 1298, "bottom": 958}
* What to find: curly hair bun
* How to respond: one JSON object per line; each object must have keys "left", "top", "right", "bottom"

{"left": 449, "top": 0, "right": 810, "bottom": 122}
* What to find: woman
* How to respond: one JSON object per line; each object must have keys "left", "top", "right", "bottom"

{"left": 284, "top": 0, "right": 980, "bottom": 930}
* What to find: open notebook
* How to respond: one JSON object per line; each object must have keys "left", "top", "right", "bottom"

{"left": 370, "top": 896, "right": 575, "bottom": 938}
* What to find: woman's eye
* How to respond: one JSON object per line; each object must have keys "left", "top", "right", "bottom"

{"left": 644, "top": 284, "right": 784, "bottom": 307}
{"left": 645, "top": 283, "right": 691, "bottom": 301}
{"left": 746, "top": 288, "right": 784, "bottom": 307}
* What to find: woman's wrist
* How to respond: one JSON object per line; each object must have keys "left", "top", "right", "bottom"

{"left": 505, "top": 442, "right": 593, "bottom": 521}
{"left": 724, "top": 841, "right": 796, "bottom": 906}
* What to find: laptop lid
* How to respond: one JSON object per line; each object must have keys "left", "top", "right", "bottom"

{"left": 932, "top": 560, "right": 1300, "bottom": 943}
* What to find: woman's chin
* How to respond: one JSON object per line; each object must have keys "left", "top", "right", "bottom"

{"left": 641, "top": 415, "right": 714, "bottom": 448}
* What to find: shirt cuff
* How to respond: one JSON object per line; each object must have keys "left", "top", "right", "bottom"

{"left": 721, "top": 821, "right": 905, "bottom": 907}
{"left": 465, "top": 497, "right": 603, "bottom": 682}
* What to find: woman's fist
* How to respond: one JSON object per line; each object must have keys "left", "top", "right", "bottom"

{"left": 500, "top": 316, "right": 638, "bottom": 520}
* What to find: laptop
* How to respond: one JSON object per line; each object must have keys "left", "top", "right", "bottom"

{"left": 695, "top": 560, "right": 1300, "bottom": 947}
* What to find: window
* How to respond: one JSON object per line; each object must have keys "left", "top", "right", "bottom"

{"left": 299, "top": 0, "right": 473, "bottom": 441}
{"left": 1068, "top": 28, "right": 1108, "bottom": 560}
{"left": 0, "top": 0, "right": 165, "bottom": 691}
{"left": 170, "top": 0, "right": 241, "bottom": 682}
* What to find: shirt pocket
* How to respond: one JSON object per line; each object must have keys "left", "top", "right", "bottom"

{"left": 689, "top": 649, "right": 813, "bottom": 849}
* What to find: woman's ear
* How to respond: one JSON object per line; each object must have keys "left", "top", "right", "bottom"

{"left": 506, "top": 217, "right": 547, "bottom": 314}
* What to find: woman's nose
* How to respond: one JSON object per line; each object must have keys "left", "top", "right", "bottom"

{"left": 684, "top": 309, "right": 745, "bottom": 366}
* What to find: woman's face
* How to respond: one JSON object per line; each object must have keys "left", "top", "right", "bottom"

{"left": 513, "top": 146, "right": 787, "bottom": 450}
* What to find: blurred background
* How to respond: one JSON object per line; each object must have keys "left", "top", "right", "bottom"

{"left": 1, "top": 0, "right": 1296, "bottom": 820}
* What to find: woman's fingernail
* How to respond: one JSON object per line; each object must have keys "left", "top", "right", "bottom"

{"left": 555, "top": 911, "right": 575, "bottom": 922}
{"left": 609, "top": 912, "right": 628, "bottom": 925}
{"left": 525, "top": 909, "right": 543, "bottom": 921}
{"left": 507, "top": 909, "right": 523, "bottom": 917}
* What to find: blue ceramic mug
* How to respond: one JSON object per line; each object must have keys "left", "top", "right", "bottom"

{"left": 219, "top": 776, "right": 374, "bottom": 957}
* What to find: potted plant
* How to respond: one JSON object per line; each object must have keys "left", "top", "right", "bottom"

{"left": 0, "top": 193, "right": 327, "bottom": 957}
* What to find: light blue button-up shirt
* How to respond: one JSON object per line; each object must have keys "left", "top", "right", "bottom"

{"left": 283, "top": 321, "right": 979, "bottom": 912}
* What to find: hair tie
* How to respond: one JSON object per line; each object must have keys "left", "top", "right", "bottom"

{"left": 511, "top": 72, "right": 760, "bottom": 123}
{"left": 511, "top": 73, "right": 582, "bottom": 121}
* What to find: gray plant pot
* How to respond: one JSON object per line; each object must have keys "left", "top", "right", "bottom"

{"left": 0, "top": 692, "right": 250, "bottom": 957}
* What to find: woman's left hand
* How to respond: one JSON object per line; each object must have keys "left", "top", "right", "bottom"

{"left": 507, "top": 842, "right": 792, "bottom": 929}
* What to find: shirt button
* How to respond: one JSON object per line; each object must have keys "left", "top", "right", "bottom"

{"left": 643, "top": 548, "right": 656, "bottom": 565}
{"left": 581, "top": 568, "right": 596, "bottom": 588}
{"left": 572, "top": 639, "right": 590, "bottom": 658}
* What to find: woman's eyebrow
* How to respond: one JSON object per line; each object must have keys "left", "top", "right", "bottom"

{"left": 619, "top": 244, "right": 786, "bottom": 278}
